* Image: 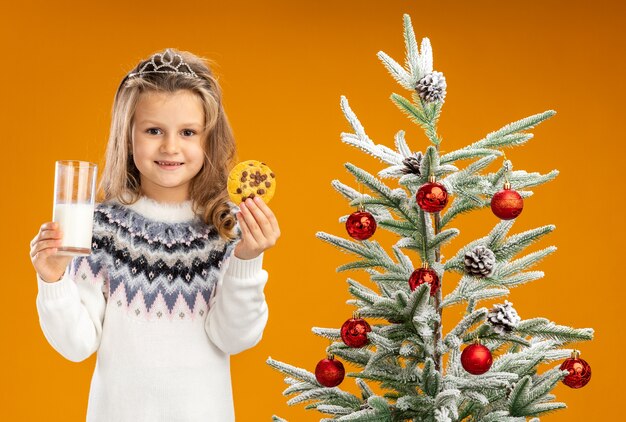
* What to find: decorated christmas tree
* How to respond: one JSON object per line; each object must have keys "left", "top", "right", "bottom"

{"left": 267, "top": 14, "right": 593, "bottom": 422}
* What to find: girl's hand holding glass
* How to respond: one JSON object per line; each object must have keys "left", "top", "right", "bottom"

{"left": 30, "top": 222, "right": 74, "bottom": 283}
{"left": 234, "top": 196, "right": 280, "bottom": 260}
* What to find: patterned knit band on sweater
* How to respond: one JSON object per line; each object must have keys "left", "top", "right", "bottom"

{"left": 72, "top": 200, "right": 239, "bottom": 322}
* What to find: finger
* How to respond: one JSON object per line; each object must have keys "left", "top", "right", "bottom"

{"left": 34, "top": 246, "right": 59, "bottom": 261}
{"left": 239, "top": 202, "right": 264, "bottom": 244}
{"left": 252, "top": 196, "right": 280, "bottom": 235}
{"left": 31, "top": 225, "right": 47, "bottom": 247}
{"left": 236, "top": 209, "right": 258, "bottom": 248}
{"left": 31, "top": 239, "right": 62, "bottom": 258}
{"left": 41, "top": 229, "right": 63, "bottom": 241}
{"left": 34, "top": 238, "right": 62, "bottom": 253}
{"left": 40, "top": 222, "right": 58, "bottom": 232}
{"left": 31, "top": 229, "right": 63, "bottom": 248}
{"left": 32, "top": 223, "right": 61, "bottom": 247}
{"left": 243, "top": 198, "right": 273, "bottom": 238}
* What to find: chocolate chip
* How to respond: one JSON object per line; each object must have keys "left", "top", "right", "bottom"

{"left": 236, "top": 188, "right": 242, "bottom": 193}
{"left": 257, "top": 189, "right": 265, "bottom": 194}
{"left": 261, "top": 174, "right": 267, "bottom": 181}
{"left": 242, "top": 171, "right": 248, "bottom": 177}
{"left": 248, "top": 163, "right": 254, "bottom": 166}
{"left": 265, "top": 181, "right": 271, "bottom": 187}
{"left": 270, "top": 172, "right": 275, "bottom": 178}
{"left": 240, "top": 176, "right": 246, "bottom": 182}
{"left": 249, "top": 193, "right": 255, "bottom": 198}
{"left": 241, "top": 196, "right": 246, "bottom": 202}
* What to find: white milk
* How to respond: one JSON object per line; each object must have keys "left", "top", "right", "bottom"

{"left": 53, "top": 203, "right": 95, "bottom": 254}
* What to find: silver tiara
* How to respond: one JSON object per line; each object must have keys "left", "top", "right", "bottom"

{"left": 127, "top": 49, "right": 198, "bottom": 78}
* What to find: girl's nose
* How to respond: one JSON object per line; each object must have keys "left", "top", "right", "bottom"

{"left": 160, "top": 134, "right": 180, "bottom": 154}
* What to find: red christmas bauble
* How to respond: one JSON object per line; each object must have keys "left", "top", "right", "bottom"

{"left": 315, "top": 356, "right": 345, "bottom": 387}
{"left": 346, "top": 211, "right": 377, "bottom": 240}
{"left": 491, "top": 187, "right": 523, "bottom": 220}
{"left": 560, "top": 354, "right": 591, "bottom": 389}
{"left": 416, "top": 181, "right": 448, "bottom": 213}
{"left": 408, "top": 267, "right": 440, "bottom": 296}
{"left": 340, "top": 317, "right": 372, "bottom": 348}
{"left": 461, "top": 343, "right": 493, "bottom": 375}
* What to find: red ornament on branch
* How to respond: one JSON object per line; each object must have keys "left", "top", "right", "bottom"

{"left": 341, "top": 315, "right": 372, "bottom": 348}
{"left": 416, "top": 175, "right": 448, "bottom": 213}
{"left": 315, "top": 355, "right": 345, "bottom": 387}
{"left": 346, "top": 206, "right": 377, "bottom": 240}
{"left": 560, "top": 350, "right": 591, "bottom": 389}
{"left": 461, "top": 342, "right": 493, "bottom": 375}
{"left": 408, "top": 264, "right": 440, "bottom": 296}
{"left": 491, "top": 181, "right": 523, "bottom": 220}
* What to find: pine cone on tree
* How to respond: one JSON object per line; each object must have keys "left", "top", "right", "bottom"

{"left": 400, "top": 152, "right": 423, "bottom": 175}
{"left": 506, "top": 380, "right": 517, "bottom": 396}
{"left": 464, "top": 245, "right": 496, "bottom": 278}
{"left": 488, "top": 300, "right": 521, "bottom": 335}
{"left": 416, "top": 71, "right": 447, "bottom": 103}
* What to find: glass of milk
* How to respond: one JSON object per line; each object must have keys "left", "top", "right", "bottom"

{"left": 52, "top": 160, "right": 98, "bottom": 256}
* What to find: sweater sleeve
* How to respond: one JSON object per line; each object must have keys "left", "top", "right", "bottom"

{"left": 35, "top": 251, "right": 108, "bottom": 362}
{"left": 205, "top": 252, "right": 269, "bottom": 355}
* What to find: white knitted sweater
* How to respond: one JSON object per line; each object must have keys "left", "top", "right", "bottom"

{"left": 35, "top": 196, "right": 268, "bottom": 421}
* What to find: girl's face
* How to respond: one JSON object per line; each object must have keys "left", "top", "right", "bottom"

{"left": 132, "top": 90, "right": 206, "bottom": 203}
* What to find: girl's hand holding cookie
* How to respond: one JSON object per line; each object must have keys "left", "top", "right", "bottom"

{"left": 30, "top": 222, "right": 74, "bottom": 283}
{"left": 234, "top": 196, "right": 280, "bottom": 260}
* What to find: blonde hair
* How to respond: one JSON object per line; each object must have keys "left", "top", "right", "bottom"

{"left": 99, "top": 48, "right": 238, "bottom": 241}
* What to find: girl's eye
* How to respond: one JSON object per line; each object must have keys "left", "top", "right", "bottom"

{"left": 146, "top": 128, "right": 162, "bottom": 135}
{"left": 182, "top": 129, "right": 196, "bottom": 137}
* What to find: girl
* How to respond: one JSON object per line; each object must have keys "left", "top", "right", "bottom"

{"left": 30, "top": 48, "right": 280, "bottom": 421}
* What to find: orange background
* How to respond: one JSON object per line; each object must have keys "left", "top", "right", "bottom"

{"left": 1, "top": 0, "right": 624, "bottom": 420}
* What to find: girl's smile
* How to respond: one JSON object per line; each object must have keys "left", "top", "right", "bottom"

{"left": 155, "top": 160, "right": 184, "bottom": 169}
